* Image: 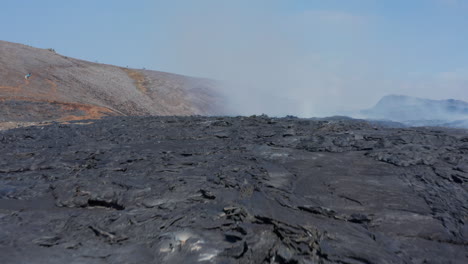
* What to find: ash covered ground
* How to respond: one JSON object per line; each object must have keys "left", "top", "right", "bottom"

{"left": 0, "top": 116, "right": 467, "bottom": 263}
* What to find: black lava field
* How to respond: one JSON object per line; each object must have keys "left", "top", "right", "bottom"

{"left": 1, "top": 116, "right": 467, "bottom": 263}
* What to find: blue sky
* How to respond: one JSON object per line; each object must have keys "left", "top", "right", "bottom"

{"left": 1, "top": 0, "right": 467, "bottom": 115}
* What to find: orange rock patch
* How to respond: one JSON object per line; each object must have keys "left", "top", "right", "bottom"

{"left": 122, "top": 68, "right": 148, "bottom": 94}
{"left": 58, "top": 102, "right": 116, "bottom": 121}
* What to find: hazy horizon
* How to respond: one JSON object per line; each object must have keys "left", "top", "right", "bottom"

{"left": 2, "top": 0, "right": 468, "bottom": 117}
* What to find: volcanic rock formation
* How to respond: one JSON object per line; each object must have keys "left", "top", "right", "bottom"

{"left": 0, "top": 40, "right": 224, "bottom": 124}
{"left": 1, "top": 116, "right": 467, "bottom": 263}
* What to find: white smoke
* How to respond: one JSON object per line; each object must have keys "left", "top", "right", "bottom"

{"left": 153, "top": 0, "right": 468, "bottom": 117}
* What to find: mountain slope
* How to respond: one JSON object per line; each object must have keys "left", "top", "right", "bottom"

{"left": 362, "top": 95, "right": 468, "bottom": 128}
{"left": 0, "top": 40, "right": 225, "bottom": 122}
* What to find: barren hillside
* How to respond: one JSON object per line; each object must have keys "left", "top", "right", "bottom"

{"left": 0, "top": 40, "right": 225, "bottom": 123}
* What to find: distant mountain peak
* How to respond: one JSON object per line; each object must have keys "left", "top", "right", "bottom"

{"left": 377, "top": 94, "right": 468, "bottom": 106}
{"left": 362, "top": 94, "right": 468, "bottom": 128}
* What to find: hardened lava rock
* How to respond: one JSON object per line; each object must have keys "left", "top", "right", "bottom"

{"left": 0, "top": 116, "right": 467, "bottom": 263}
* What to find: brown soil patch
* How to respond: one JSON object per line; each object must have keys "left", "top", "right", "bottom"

{"left": 58, "top": 102, "right": 116, "bottom": 121}
{"left": 46, "top": 79, "right": 58, "bottom": 95}
{"left": 0, "top": 96, "right": 117, "bottom": 122}
{"left": 0, "top": 68, "right": 115, "bottom": 122}
{"left": 0, "top": 77, "right": 61, "bottom": 100}
{"left": 122, "top": 68, "right": 148, "bottom": 94}
{"left": 0, "top": 86, "right": 20, "bottom": 93}
{"left": 0, "top": 78, "right": 29, "bottom": 93}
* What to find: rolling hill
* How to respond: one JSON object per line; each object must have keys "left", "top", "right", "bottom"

{"left": 0, "top": 40, "right": 225, "bottom": 124}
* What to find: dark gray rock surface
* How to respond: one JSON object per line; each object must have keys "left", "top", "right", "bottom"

{"left": 0, "top": 116, "right": 467, "bottom": 263}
